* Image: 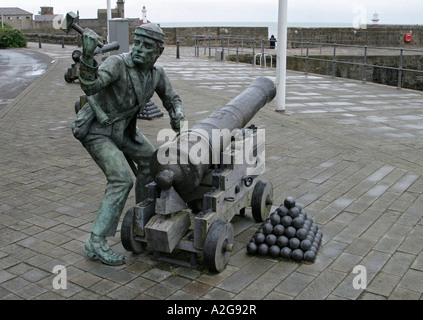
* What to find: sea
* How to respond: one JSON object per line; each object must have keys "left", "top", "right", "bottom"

{"left": 158, "top": 21, "right": 354, "bottom": 39}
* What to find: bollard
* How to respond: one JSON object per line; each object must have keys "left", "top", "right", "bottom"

{"left": 176, "top": 40, "right": 180, "bottom": 59}
{"left": 236, "top": 39, "right": 239, "bottom": 64}
{"left": 62, "top": 36, "right": 65, "bottom": 48}
{"left": 252, "top": 40, "right": 255, "bottom": 65}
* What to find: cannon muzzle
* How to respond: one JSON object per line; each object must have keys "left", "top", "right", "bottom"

{"left": 93, "top": 41, "right": 120, "bottom": 55}
{"left": 150, "top": 76, "right": 276, "bottom": 202}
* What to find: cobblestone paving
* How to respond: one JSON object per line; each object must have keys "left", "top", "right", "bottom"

{"left": 0, "top": 43, "right": 422, "bottom": 300}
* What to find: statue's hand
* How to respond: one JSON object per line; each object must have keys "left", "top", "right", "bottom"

{"left": 169, "top": 106, "right": 184, "bottom": 133}
{"left": 82, "top": 29, "right": 99, "bottom": 63}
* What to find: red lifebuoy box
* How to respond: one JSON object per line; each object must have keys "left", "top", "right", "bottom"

{"left": 404, "top": 33, "right": 412, "bottom": 43}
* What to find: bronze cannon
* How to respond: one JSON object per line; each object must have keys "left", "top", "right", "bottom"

{"left": 121, "top": 77, "right": 276, "bottom": 272}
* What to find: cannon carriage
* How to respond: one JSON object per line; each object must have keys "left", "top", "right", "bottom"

{"left": 121, "top": 77, "right": 277, "bottom": 272}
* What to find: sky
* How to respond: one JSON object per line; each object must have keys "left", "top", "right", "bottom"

{"left": 1, "top": 0, "right": 422, "bottom": 25}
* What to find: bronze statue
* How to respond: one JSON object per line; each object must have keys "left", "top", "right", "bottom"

{"left": 71, "top": 23, "right": 184, "bottom": 266}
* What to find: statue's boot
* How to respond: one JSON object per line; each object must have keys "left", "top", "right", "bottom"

{"left": 84, "top": 234, "right": 125, "bottom": 266}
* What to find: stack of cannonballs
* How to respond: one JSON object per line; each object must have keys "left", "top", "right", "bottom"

{"left": 247, "top": 197, "right": 322, "bottom": 263}
{"left": 138, "top": 101, "right": 164, "bottom": 120}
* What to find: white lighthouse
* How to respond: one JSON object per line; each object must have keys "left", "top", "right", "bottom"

{"left": 371, "top": 12, "right": 380, "bottom": 25}
{"left": 141, "top": 5, "right": 149, "bottom": 24}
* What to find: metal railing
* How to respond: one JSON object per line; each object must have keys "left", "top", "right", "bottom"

{"left": 288, "top": 41, "right": 423, "bottom": 89}
{"left": 192, "top": 35, "right": 276, "bottom": 67}
{"left": 190, "top": 36, "right": 423, "bottom": 89}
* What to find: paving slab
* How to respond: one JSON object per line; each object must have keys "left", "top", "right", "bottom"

{"left": 0, "top": 42, "right": 422, "bottom": 300}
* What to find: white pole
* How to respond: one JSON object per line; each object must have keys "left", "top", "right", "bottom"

{"left": 107, "top": 0, "right": 112, "bottom": 43}
{"left": 276, "top": 0, "right": 288, "bottom": 112}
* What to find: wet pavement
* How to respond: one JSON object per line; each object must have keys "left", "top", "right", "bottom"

{"left": 0, "top": 42, "right": 422, "bottom": 301}
{"left": 0, "top": 49, "right": 54, "bottom": 112}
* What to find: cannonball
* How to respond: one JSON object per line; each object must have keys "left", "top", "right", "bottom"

{"left": 277, "top": 206, "right": 289, "bottom": 217}
{"left": 306, "top": 234, "right": 314, "bottom": 242}
{"left": 289, "top": 237, "right": 300, "bottom": 250}
{"left": 155, "top": 170, "right": 174, "bottom": 190}
{"left": 257, "top": 226, "right": 264, "bottom": 234}
{"left": 254, "top": 232, "right": 265, "bottom": 245}
{"left": 303, "top": 220, "right": 311, "bottom": 229}
{"left": 303, "top": 250, "right": 316, "bottom": 263}
{"left": 296, "top": 228, "right": 308, "bottom": 240}
{"left": 273, "top": 224, "right": 285, "bottom": 237}
{"left": 291, "top": 249, "right": 304, "bottom": 262}
{"left": 285, "top": 226, "right": 296, "bottom": 238}
{"left": 280, "top": 247, "right": 292, "bottom": 259}
{"left": 310, "top": 224, "right": 318, "bottom": 234}
{"left": 270, "top": 214, "right": 281, "bottom": 226}
{"left": 313, "top": 237, "right": 321, "bottom": 249}
{"left": 281, "top": 215, "right": 293, "bottom": 227}
{"left": 295, "top": 204, "right": 303, "bottom": 212}
{"left": 262, "top": 222, "right": 274, "bottom": 235}
{"left": 258, "top": 243, "right": 269, "bottom": 255}
{"left": 300, "top": 239, "right": 312, "bottom": 251}
{"left": 266, "top": 234, "right": 277, "bottom": 246}
{"left": 289, "top": 207, "right": 300, "bottom": 218}
{"left": 268, "top": 245, "right": 281, "bottom": 258}
{"left": 292, "top": 217, "right": 305, "bottom": 229}
{"left": 276, "top": 235, "right": 289, "bottom": 248}
{"left": 284, "top": 197, "right": 296, "bottom": 209}
{"left": 247, "top": 242, "right": 257, "bottom": 254}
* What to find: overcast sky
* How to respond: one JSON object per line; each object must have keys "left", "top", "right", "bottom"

{"left": 1, "top": 0, "right": 423, "bottom": 25}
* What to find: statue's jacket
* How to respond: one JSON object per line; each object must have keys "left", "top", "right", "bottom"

{"left": 72, "top": 52, "right": 182, "bottom": 148}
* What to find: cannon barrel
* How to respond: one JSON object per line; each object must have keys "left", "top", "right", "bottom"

{"left": 150, "top": 76, "right": 276, "bottom": 201}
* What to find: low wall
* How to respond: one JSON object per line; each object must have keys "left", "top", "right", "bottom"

{"left": 287, "top": 54, "right": 423, "bottom": 90}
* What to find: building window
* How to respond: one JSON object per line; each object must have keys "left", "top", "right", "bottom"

{"left": 26, "top": 16, "right": 30, "bottom": 19}
{"left": 17, "top": 16, "right": 21, "bottom": 20}
{"left": 8, "top": 17, "right": 12, "bottom": 20}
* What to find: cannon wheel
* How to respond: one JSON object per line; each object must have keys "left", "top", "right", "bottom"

{"left": 121, "top": 207, "right": 147, "bottom": 254}
{"left": 204, "top": 220, "right": 234, "bottom": 273}
{"left": 251, "top": 180, "right": 273, "bottom": 222}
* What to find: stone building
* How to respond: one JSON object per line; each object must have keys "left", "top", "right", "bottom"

{"left": 34, "top": 7, "right": 62, "bottom": 24}
{"left": 0, "top": 7, "right": 33, "bottom": 29}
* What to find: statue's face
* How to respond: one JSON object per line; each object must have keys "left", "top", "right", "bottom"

{"left": 131, "top": 35, "right": 162, "bottom": 69}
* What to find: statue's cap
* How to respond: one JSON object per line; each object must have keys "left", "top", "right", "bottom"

{"left": 135, "top": 23, "right": 165, "bottom": 43}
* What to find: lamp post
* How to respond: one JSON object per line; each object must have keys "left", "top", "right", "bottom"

{"left": 275, "top": 0, "right": 288, "bottom": 112}
{"left": 107, "top": 0, "right": 111, "bottom": 43}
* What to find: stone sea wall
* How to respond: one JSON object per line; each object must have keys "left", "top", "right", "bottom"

{"left": 288, "top": 25, "right": 423, "bottom": 47}
{"left": 22, "top": 25, "right": 268, "bottom": 46}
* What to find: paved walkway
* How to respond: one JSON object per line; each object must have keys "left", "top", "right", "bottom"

{"left": 0, "top": 42, "right": 422, "bottom": 300}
